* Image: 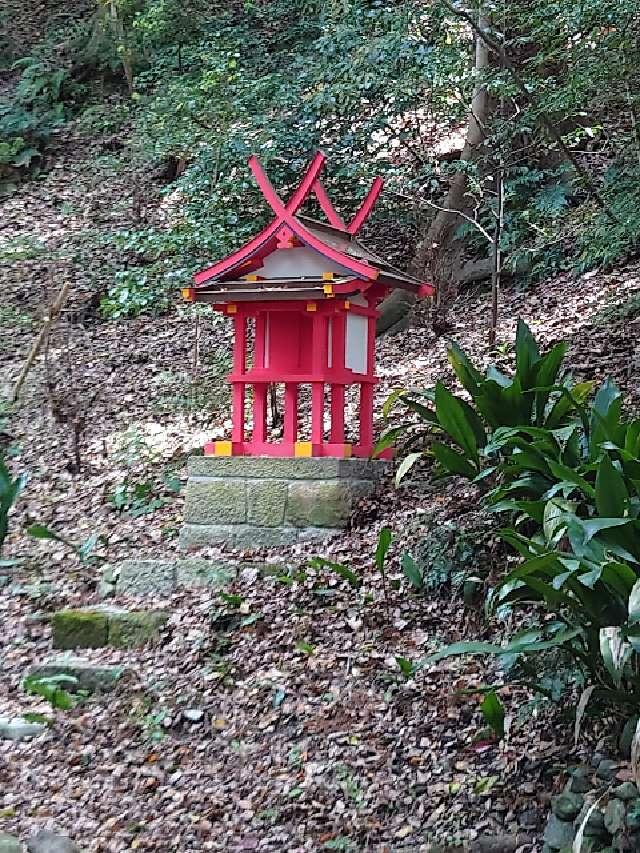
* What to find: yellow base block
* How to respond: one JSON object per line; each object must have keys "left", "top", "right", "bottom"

{"left": 214, "top": 440, "right": 233, "bottom": 456}
{"left": 294, "top": 441, "right": 313, "bottom": 457}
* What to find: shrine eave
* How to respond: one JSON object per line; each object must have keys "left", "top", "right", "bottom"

{"left": 190, "top": 151, "right": 434, "bottom": 301}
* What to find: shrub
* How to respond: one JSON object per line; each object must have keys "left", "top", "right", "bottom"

{"left": 0, "top": 58, "right": 70, "bottom": 193}
{"left": 385, "top": 321, "right": 640, "bottom": 711}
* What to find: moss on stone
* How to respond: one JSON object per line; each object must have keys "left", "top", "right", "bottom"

{"left": 286, "top": 480, "right": 369, "bottom": 528}
{"left": 107, "top": 610, "right": 168, "bottom": 648}
{"left": 52, "top": 610, "right": 109, "bottom": 650}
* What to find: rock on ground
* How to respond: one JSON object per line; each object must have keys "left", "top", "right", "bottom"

{"left": 0, "top": 833, "right": 23, "bottom": 853}
{"left": 0, "top": 716, "right": 47, "bottom": 741}
{"left": 26, "top": 832, "right": 82, "bottom": 853}
{"left": 27, "top": 657, "right": 127, "bottom": 693}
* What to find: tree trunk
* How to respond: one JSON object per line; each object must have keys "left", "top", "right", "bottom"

{"left": 377, "top": 12, "right": 491, "bottom": 335}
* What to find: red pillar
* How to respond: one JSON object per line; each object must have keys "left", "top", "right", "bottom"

{"left": 330, "top": 386, "right": 345, "bottom": 443}
{"left": 284, "top": 383, "right": 298, "bottom": 446}
{"left": 311, "top": 314, "right": 328, "bottom": 449}
{"left": 232, "top": 313, "right": 246, "bottom": 444}
{"left": 251, "top": 312, "right": 268, "bottom": 449}
{"left": 359, "top": 310, "right": 377, "bottom": 454}
{"left": 330, "top": 312, "right": 346, "bottom": 444}
{"left": 253, "top": 383, "right": 268, "bottom": 445}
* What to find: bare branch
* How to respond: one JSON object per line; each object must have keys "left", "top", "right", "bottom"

{"left": 422, "top": 198, "right": 494, "bottom": 244}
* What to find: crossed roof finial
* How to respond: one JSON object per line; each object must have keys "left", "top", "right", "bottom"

{"left": 194, "top": 152, "right": 385, "bottom": 286}
{"left": 248, "top": 151, "right": 384, "bottom": 235}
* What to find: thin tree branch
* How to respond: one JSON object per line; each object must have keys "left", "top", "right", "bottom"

{"left": 422, "top": 198, "right": 494, "bottom": 243}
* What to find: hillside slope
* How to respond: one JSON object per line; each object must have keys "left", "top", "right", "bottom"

{"left": 1, "top": 89, "right": 640, "bottom": 852}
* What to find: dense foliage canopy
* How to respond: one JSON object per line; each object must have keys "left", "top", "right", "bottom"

{"left": 2, "top": 0, "right": 638, "bottom": 315}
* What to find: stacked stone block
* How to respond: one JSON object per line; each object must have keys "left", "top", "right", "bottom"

{"left": 180, "top": 456, "right": 386, "bottom": 549}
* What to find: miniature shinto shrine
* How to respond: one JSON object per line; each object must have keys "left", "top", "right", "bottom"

{"left": 182, "top": 151, "right": 432, "bottom": 460}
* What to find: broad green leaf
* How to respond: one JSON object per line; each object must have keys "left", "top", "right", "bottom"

{"left": 447, "top": 341, "right": 483, "bottom": 398}
{"left": 486, "top": 365, "right": 511, "bottom": 387}
{"left": 595, "top": 453, "right": 629, "bottom": 517}
{"left": 400, "top": 553, "right": 423, "bottom": 590}
{"left": 625, "top": 421, "right": 640, "bottom": 457}
{"left": 547, "top": 461, "right": 595, "bottom": 498}
{"left": 590, "top": 379, "right": 623, "bottom": 456}
{"left": 375, "top": 527, "right": 392, "bottom": 573}
{"left": 582, "top": 517, "right": 632, "bottom": 543}
{"left": 26, "top": 524, "right": 64, "bottom": 542}
{"left": 600, "top": 561, "right": 637, "bottom": 599}
{"left": 629, "top": 579, "right": 640, "bottom": 623}
{"left": 592, "top": 378, "right": 622, "bottom": 421}
{"left": 532, "top": 342, "right": 568, "bottom": 423}
{"left": 514, "top": 319, "right": 540, "bottom": 385}
{"left": 434, "top": 381, "right": 480, "bottom": 460}
{"left": 545, "top": 381, "right": 593, "bottom": 428}
{"left": 401, "top": 396, "right": 438, "bottom": 423}
{"left": 431, "top": 442, "right": 477, "bottom": 479}
{"left": 396, "top": 656, "right": 415, "bottom": 678}
{"left": 372, "top": 424, "right": 414, "bottom": 458}
{"left": 425, "top": 626, "right": 582, "bottom": 664}
{"left": 395, "top": 451, "right": 422, "bottom": 485}
{"left": 382, "top": 388, "right": 406, "bottom": 418}
{"left": 600, "top": 626, "right": 632, "bottom": 687}
{"left": 489, "top": 499, "right": 546, "bottom": 525}
{"left": 479, "top": 691, "right": 505, "bottom": 739}
{"left": 533, "top": 341, "right": 568, "bottom": 388}
{"left": 309, "top": 557, "right": 361, "bottom": 589}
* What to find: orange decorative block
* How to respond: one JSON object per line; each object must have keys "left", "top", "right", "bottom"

{"left": 294, "top": 441, "right": 313, "bottom": 457}
{"left": 214, "top": 441, "right": 233, "bottom": 456}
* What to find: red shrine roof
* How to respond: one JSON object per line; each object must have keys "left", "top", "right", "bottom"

{"left": 188, "top": 151, "right": 433, "bottom": 303}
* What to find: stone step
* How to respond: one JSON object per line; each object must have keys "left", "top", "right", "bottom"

{"left": 52, "top": 606, "right": 168, "bottom": 650}
{"left": 0, "top": 715, "right": 48, "bottom": 742}
{"left": 99, "top": 558, "right": 235, "bottom": 597}
{"left": 27, "top": 832, "right": 83, "bottom": 853}
{"left": 27, "top": 656, "right": 128, "bottom": 693}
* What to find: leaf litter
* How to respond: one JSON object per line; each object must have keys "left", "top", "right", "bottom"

{"left": 1, "top": 110, "right": 639, "bottom": 852}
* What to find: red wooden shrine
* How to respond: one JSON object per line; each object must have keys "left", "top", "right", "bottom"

{"left": 182, "top": 151, "right": 433, "bottom": 459}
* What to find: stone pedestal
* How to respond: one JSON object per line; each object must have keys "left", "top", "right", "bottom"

{"left": 179, "top": 456, "right": 387, "bottom": 549}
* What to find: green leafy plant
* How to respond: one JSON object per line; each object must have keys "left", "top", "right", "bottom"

{"left": 309, "top": 556, "right": 361, "bottom": 590}
{"left": 375, "top": 526, "right": 393, "bottom": 610}
{"left": 395, "top": 656, "right": 417, "bottom": 680}
{"left": 109, "top": 479, "right": 168, "bottom": 517}
{"left": 0, "top": 455, "right": 26, "bottom": 559}
{"left": 0, "top": 57, "right": 70, "bottom": 193}
{"left": 23, "top": 674, "right": 82, "bottom": 711}
{"left": 26, "top": 524, "right": 104, "bottom": 565}
{"left": 387, "top": 321, "right": 640, "bottom": 713}
{"left": 479, "top": 691, "right": 505, "bottom": 740}
{"left": 400, "top": 552, "right": 424, "bottom": 591}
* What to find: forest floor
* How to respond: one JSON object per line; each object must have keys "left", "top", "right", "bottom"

{"left": 1, "top": 105, "right": 640, "bottom": 852}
